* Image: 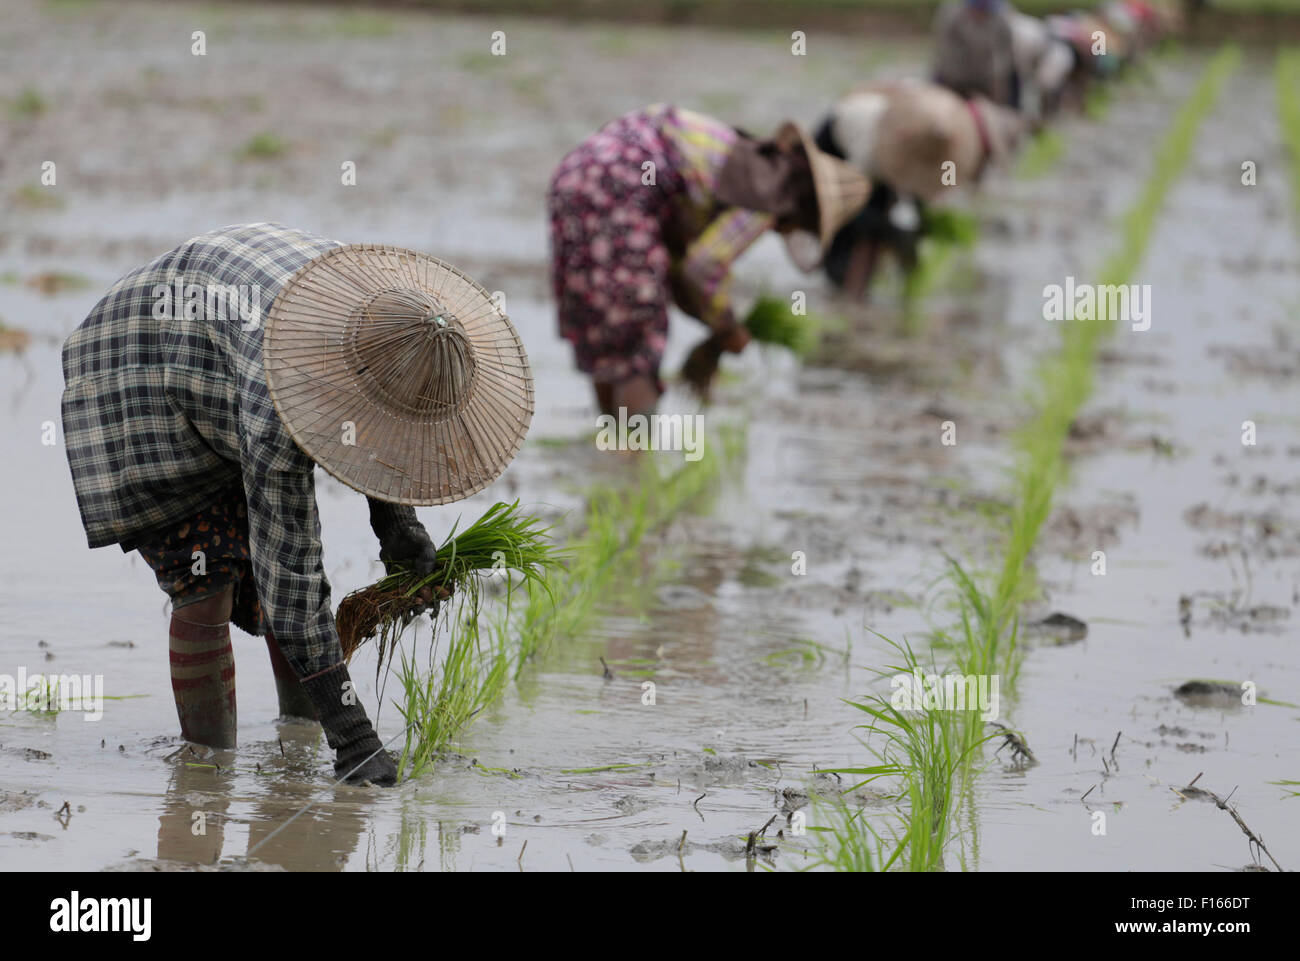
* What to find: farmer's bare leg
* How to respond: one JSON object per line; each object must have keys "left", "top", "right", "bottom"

{"left": 264, "top": 630, "right": 319, "bottom": 721}
{"left": 599, "top": 373, "right": 659, "bottom": 418}
{"left": 169, "top": 585, "right": 237, "bottom": 749}
{"left": 843, "top": 238, "right": 881, "bottom": 302}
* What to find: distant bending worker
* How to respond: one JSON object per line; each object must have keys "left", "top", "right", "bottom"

{"left": 933, "top": 0, "right": 1019, "bottom": 108}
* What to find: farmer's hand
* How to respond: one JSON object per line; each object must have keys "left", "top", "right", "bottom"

{"left": 380, "top": 528, "right": 439, "bottom": 621}
{"left": 378, "top": 523, "right": 438, "bottom": 579}
{"left": 717, "top": 321, "right": 750, "bottom": 354}
{"left": 368, "top": 498, "right": 441, "bottom": 620}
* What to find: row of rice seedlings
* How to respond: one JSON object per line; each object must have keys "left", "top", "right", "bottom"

{"left": 815, "top": 637, "right": 990, "bottom": 872}
{"left": 395, "top": 425, "right": 745, "bottom": 779}
{"left": 960, "top": 43, "right": 1241, "bottom": 705}
{"left": 1015, "top": 128, "right": 1066, "bottom": 180}
{"left": 509, "top": 421, "right": 743, "bottom": 667}
{"left": 901, "top": 207, "right": 979, "bottom": 334}
{"left": 820, "top": 46, "right": 1240, "bottom": 870}
{"left": 1278, "top": 49, "right": 1300, "bottom": 221}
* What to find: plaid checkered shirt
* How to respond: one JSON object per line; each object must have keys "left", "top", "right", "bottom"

{"left": 61, "top": 222, "right": 350, "bottom": 676}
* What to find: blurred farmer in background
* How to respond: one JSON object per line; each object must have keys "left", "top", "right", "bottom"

{"left": 1006, "top": 9, "right": 1078, "bottom": 124}
{"left": 932, "top": 0, "right": 1019, "bottom": 108}
{"left": 817, "top": 81, "right": 1023, "bottom": 299}
{"left": 548, "top": 103, "right": 868, "bottom": 413}
{"left": 61, "top": 223, "right": 533, "bottom": 785}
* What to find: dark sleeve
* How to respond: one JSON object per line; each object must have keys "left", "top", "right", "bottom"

{"left": 235, "top": 373, "right": 341, "bottom": 679}
{"left": 367, "top": 497, "right": 419, "bottom": 543}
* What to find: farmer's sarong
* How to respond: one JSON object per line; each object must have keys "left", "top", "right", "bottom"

{"left": 548, "top": 108, "right": 687, "bottom": 387}
{"left": 549, "top": 106, "right": 774, "bottom": 388}
{"left": 135, "top": 486, "right": 266, "bottom": 638}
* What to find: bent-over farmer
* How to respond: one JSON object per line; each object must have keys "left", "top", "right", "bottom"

{"left": 548, "top": 104, "right": 869, "bottom": 414}
{"left": 932, "top": 0, "right": 1019, "bottom": 108}
{"left": 61, "top": 223, "right": 534, "bottom": 785}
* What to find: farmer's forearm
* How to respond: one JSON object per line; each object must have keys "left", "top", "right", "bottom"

{"left": 674, "top": 209, "right": 770, "bottom": 330}
{"left": 367, "top": 497, "right": 418, "bottom": 541}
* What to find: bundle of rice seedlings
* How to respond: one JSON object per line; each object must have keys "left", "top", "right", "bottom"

{"left": 742, "top": 295, "right": 821, "bottom": 357}
{"left": 336, "top": 500, "right": 562, "bottom": 667}
{"left": 918, "top": 207, "right": 977, "bottom": 249}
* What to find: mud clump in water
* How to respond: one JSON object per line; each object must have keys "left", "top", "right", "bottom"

{"left": 1023, "top": 612, "right": 1088, "bottom": 645}
{"left": 613, "top": 795, "right": 653, "bottom": 816}
{"left": 629, "top": 834, "right": 776, "bottom": 863}
{"left": 0, "top": 792, "right": 38, "bottom": 813}
{"left": 1173, "top": 680, "right": 1244, "bottom": 708}
{"left": 2, "top": 747, "right": 52, "bottom": 762}
{"left": 105, "top": 858, "right": 288, "bottom": 872}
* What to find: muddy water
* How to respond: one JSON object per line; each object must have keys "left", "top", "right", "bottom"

{"left": 975, "top": 59, "right": 1300, "bottom": 871}
{"left": 1, "top": 1, "right": 1293, "bottom": 871}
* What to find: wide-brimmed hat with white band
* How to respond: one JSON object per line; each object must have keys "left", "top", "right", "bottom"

{"left": 772, "top": 120, "right": 872, "bottom": 272}
{"left": 263, "top": 244, "right": 534, "bottom": 506}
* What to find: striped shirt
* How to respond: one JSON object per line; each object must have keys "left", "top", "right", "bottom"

{"left": 654, "top": 105, "right": 774, "bottom": 330}
{"left": 61, "top": 223, "right": 347, "bottom": 675}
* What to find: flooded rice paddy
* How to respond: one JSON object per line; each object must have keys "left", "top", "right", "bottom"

{"left": 0, "top": 0, "right": 1296, "bottom": 871}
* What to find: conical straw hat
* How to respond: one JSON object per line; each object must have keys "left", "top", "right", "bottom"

{"left": 773, "top": 120, "right": 872, "bottom": 271}
{"left": 263, "top": 244, "right": 534, "bottom": 506}
{"left": 871, "top": 84, "right": 980, "bottom": 203}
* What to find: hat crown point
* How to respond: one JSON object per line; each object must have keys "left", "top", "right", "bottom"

{"left": 347, "top": 289, "right": 476, "bottom": 419}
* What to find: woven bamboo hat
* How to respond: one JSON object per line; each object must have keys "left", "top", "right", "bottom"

{"left": 871, "top": 84, "right": 977, "bottom": 204}
{"left": 263, "top": 244, "right": 534, "bottom": 506}
{"left": 773, "top": 120, "right": 872, "bottom": 271}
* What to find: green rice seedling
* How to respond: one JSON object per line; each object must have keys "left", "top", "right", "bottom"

{"left": 901, "top": 209, "right": 979, "bottom": 335}
{"left": 919, "top": 207, "right": 978, "bottom": 249}
{"left": 901, "top": 243, "right": 954, "bottom": 336}
{"left": 1015, "top": 129, "right": 1065, "bottom": 180}
{"left": 237, "top": 132, "right": 288, "bottom": 160}
{"left": 333, "top": 11, "right": 395, "bottom": 36}
{"left": 25, "top": 271, "right": 91, "bottom": 295}
{"left": 393, "top": 617, "right": 503, "bottom": 778}
{"left": 1084, "top": 84, "right": 1113, "bottom": 121}
{"left": 743, "top": 295, "right": 822, "bottom": 357}
{"left": 13, "top": 184, "right": 63, "bottom": 210}
{"left": 821, "top": 636, "right": 991, "bottom": 872}
{"left": 9, "top": 87, "right": 46, "bottom": 120}
{"left": 457, "top": 51, "right": 498, "bottom": 73}
{"left": 809, "top": 798, "right": 891, "bottom": 872}
{"left": 23, "top": 676, "right": 61, "bottom": 717}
